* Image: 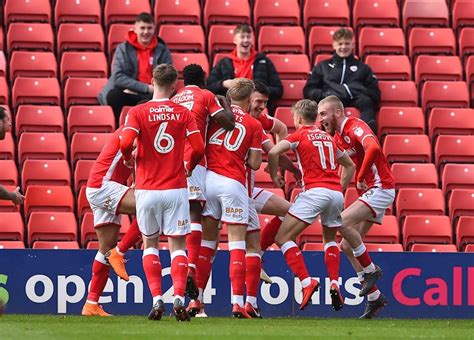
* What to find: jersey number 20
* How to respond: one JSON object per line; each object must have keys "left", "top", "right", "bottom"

{"left": 208, "top": 123, "right": 246, "bottom": 151}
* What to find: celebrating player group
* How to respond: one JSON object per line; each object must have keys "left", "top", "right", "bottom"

{"left": 80, "top": 63, "right": 395, "bottom": 321}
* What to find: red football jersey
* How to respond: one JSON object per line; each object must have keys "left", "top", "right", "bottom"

{"left": 334, "top": 117, "right": 395, "bottom": 193}
{"left": 246, "top": 131, "right": 272, "bottom": 194}
{"left": 206, "top": 105, "right": 263, "bottom": 186}
{"left": 257, "top": 112, "right": 275, "bottom": 133}
{"left": 87, "top": 127, "right": 132, "bottom": 188}
{"left": 172, "top": 85, "right": 224, "bottom": 166}
{"left": 286, "top": 125, "right": 344, "bottom": 191}
{"left": 124, "top": 98, "right": 199, "bottom": 190}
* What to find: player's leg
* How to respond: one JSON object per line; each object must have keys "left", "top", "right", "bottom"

{"left": 259, "top": 192, "right": 290, "bottom": 251}
{"left": 185, "top": 200, "right": 203, "bottom": 299}
{"left": 168, "top": 236, "right": 191, "bottom": 322}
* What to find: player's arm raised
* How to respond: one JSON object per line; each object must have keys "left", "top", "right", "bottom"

{"left": 357, "top": 136, "right": 380, "bottom": 191}
{"left": 213, "top": 95, "right": 235, "bottom": 131}
{"left": 262, "top": 139, "right": 301, "bottom": 180}
{"left": 337, "top": 151, "right": 356, "bottom": 192}
{"left": 270, "top": 117, "right": 288, "bottom": 143}
{"left": 268, "top": 141, "right": 291, "bottom": 188}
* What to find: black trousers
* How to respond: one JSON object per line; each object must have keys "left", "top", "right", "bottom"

{"left": 342, "top": 94, "right": 377, "bottom": 132}
{"left": 106, "top": 88, "right": 152, "bottom": 122}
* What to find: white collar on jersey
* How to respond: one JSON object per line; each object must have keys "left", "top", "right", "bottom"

{"left": 339, "top": 117, "right": 349, "bottom": 134}
{"left": 185, "top": 85, "right": 199, "bottom": 88}
{"left": 149, "top": 98, "right": 170, "bottom": 102}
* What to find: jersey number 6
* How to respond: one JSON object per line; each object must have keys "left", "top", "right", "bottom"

{"left": 154, "top": 122, "right": 175, "bottom": 154}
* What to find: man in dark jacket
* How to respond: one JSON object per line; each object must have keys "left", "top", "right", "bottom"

{"left": 207, "top": 24, "right": 283, "bottom": 114}
{"left": 98, "top": 12, "right": 172, "bottom": 120}
{"left": 304, "top": 28, "right": 380, "bottom": 131}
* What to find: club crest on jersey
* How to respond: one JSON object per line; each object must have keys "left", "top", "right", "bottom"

{"left": 350, "top": 65, "right": 358, "bottom": 72}
{"left": 344, "top": 136, "right": 351, "bottom": 144}
{"left": 353, "top": 127, "right": 364, "bottom": 137}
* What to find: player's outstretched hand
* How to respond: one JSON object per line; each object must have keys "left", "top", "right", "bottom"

{"left": 271, "top": 175, "right": 285, "bottom": 188}
{"left": 10, "top": 186, "right": 25, "bottom": 206}
{"left": 357, "top": 181, "right": 368, "bottom": 191}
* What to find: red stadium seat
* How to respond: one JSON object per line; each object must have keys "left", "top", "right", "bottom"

{"left": 55, "top": 0, "right": 101, "bottom": 25}
{"left": 267, "top": 54, "right": 310, "bottom": 80}
{"left": 308, "top": 26, "right": 354, "bottom": 62}
{"left": 415, "top": 56, "right": 463, "bottom": 86}
{"left": 0, "top": 26, "right": 3, "bottom": 52}
{"left": 74, "top": 160, "right": 94, "bottom": 192}
{"left": 410, "top": 244, "right": 457, "bottom": 253}
{"left": 28, "top": 212, "right": 77, "bottom": 245}
{"left": 0, "top": 212, "right": 24, "bottom": 241}
{"left": 304, "top": 0, "right": 350, "bottom": 28}
{"left": 408, "top": 28, "right": 456, "bottom": 59}
{"left": 276, "top": 80, "right": 306, "bottom": 107}
{"left": 449, "top": 189, "right": 474, "bottom": 223}
{"left": 254, "top": 0, "right": 300, "bottom": 29}
{"left": 442, "top": 164, "right": 474, "bottom": 196}
{"left": 154, "top": 0, "right": 200, "bottom": 25}
{"left": 254, "top": 165, "right": 273, "bottom": 189}
{"left": 9, "top": 51, "right": 57, "bottom": 80}
{"left": 274, "top": 107, "right": 296, "bottom": 133}
{"left": 77, "top": 186, "right": 91, "bottom": 217}
{"left": 0, "top": 160, "right": 18, "bottom": 186}
{"left": 365, "top": 243, "right": 403, "bottom": 252}
{"left": 21, "top": 159, "right": 71, "bottom": 189}
{"left": 435, "top": 135, "right": 474, "bottom": 170}
{"left": 428, "top": 108, "right": 474, "bottom": 139}
{"left": 344, "top": 107, "right": 361, "bottom": 119}
{"left": 204, "top": 0, "right": 251, "bottom": 27}
{"left": 391, "top": 163, "right": 438, "bottom": 189}
{"left": 396, "top": 188, "right": 445, "bottom": 222}
{"left": 119, "top": 106, "right": 132, "bottom": 126}
{"left": 33, "top": 241, "right": 80, "bottom": 249}
{"left": 403, "top": 215, "right": 452, "bottom": 250}
{"left": 12, "top": 77, "right": 60, "bottom": 109}
{"left": 314, "top": 54, "right": 335, "bottom": 65}
{"left": 107, "top": 24, "right": 133, "bottom": 57}
{"left": 377, "top": 107, "right": 424, "bottom": 139}
{"left": 104, "top": 0, "right": 151, "bottom": 27}
{"left": 15, "top": 105, "right": 64, "bottom": 134}
{"left": 57, "top": 24, "right": 105, "bottom": 55}
{"left": 24, "top": 186, "right": 74, "bottom": 218}
{"left": 70, "top": 132, "right": 112, "bottom": 166}
{"left": 456, "top": 216, "right": 474, "bottom": 251}
{"left": 67, "top": 106, "right": 115, "bottom": 139}
{"left": 421, "top": 81, "right": 469, "bottom": 113}
{"left": 0, "top": 132, "right": 14, "bottom": 160}
{"left": 0, "top": 77, "right": 9, "bottom": 105}
{"left": 358, "top": 27, "right": 405, "bottom": 58}
{"left": 402, "top": 0, "right": 449, "bottom": 32}
{"left": 453, "top": 0, "right": 474, "bottom": 33}
{"left": 0, "top": 241, "right": 25, "bottom": 249}
{"left": 378, "top": 81, "right": 418, "bottom": 107}
{"left": 258, "top": 214, "right": 273, "bottom": 227}
{"left": 298, "top": 217, "right": 324, "bottom": 244}
{"left": 60, "top": 52, "right": 108, "bottom": 82}
{"left": 459, "top": 27, "right": 474, "bottom": 61}
{"left": 364, "top": 215, "right": 399, "bottom": 244}
{"left": 258, "top": 26, "right": 306, "bottom": 54}
{"left": 365, "top": 55, "right": 411, "bottom": 81}
{"left": 0, "top": 185, "right": 19, "bottom": 212}
{"left": 0, "top": 52, "right": 5, "bottom": 78}
{"left": 158, "top": 25, "right": 205, "bottom": 53}
{"left": 302, "top": 243, "right": 324, "bottom": 251}
{"left": 207, "top": 25, "right": 247, "bottom": 59}
{"left": 7, "top": 23, "right": 54, "bottom": 52}
{"left": 172, "top": 53, "right": 210, "bottom": 78}
{"left": 80, "top": 212, "right": 97, "bottom": 246}
{"left": 64, "top": 78, "right": 108, "bottom": 108}
{"left": 4, "top": 0, "right": 51, "bottom": 26}
{"left": 383, "top": 135, "right": 431, "bottom": 163}
{"left": 467, "top": 56, "right": 474, "bottom": 100}
{"left": 18, "top": 132, "right": 67, "bottom": 166}
{"left": 353, "top": 0, "right": 399, "bottom": 30}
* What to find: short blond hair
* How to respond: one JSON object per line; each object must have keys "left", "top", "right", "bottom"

{"left": 227, "top": 78, "right": 255, "bottom": 102}
{"left": 333, "top": 28, "right": 353, "bottom": 41}
{"left": 318, "top": 95, "right": 345, "bottom": 112}
{"left": 152, "top": 64, "right": 178, "bottom": 87}
{"left": 292, "top": 99, "right": 318, "bottom": 122}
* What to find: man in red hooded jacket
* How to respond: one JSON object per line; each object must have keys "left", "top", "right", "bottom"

{"left": 98, "top": 12, "right": 172, "bottom": 121}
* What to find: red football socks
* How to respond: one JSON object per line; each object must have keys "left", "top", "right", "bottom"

{"left": 245, "top": 253, "right": 262, "bottom": 299}
{"left": 143, "top": 248, "right": 162, "bottom": 298}
{"left": 260, "top": 216, "right": 283, "bottom": 251}
{"left": 324, "top": 242, "right": 340, "bottom": 283}
{"left": 117, "top": 218, "right": 141, "bottom": 254}
{"left": 86, "top": 252, "right": 110, "bottom": 303}
{"left": 281, "top": 241, "right": 310, "bottom": 283}
{"left": 171, "top": 250, "right": 188, "bottom": 298}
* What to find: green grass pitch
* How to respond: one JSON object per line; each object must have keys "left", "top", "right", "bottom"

{"left": 0, "top": 315, "right": 473, "bottom": 339}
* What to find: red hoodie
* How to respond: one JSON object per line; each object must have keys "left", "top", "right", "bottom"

{"left": 127, "top": 31, "right": 158, "bottom": 84}
{"left": 228, "top": 48, "right": 257, "bottom": 79}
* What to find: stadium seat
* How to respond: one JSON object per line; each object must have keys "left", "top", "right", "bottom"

{"left": 7, "top": 23, "right": 54, "bottom": 52}
{"left": 365, "top": 55, "right": 411, "bottom": 81}
{"left": 365, "top": 243, "right": 403, "bottom": 252}
{"left": 80, "top": 212, "right": 97, "bottom": 246}
{"left": 55, "top": 0, "right": 101, "bottom": 25}
{"left": 449, "top": 189, "right": 474, "bottom": 223}
{"left": 12, "top": 77, "right": 61, "bottom": 109}
{"left": 74, "top": 160, "right": 94, "bottom": 192}
{"left": 0, "top": 160, "right": 18, "bottom": 186}
{"left": 104, "top": 0, "right": 151, "bottom": 27}
{"left": 258, "top": 26, "right": 306, "bottom": 54}
{"left": 77, "top": 186, "right": 91, "bottom": 217}
{"left": 63, "top": 78, "right": 108, "bottom": 108}
{"left": 57, "top": 24, "right": 105, "bottom": 55}
{"left": 435, "top": 135, "right": 474, "bottom": 170}
{"left": 119, "top": 106, "right": 132, "bottom": 126}
{"left": 364, "top": 215, "right": 399, "bottom": 244}
{"left": 254, "top": 0, "right": 300, "bottom": 29}
{"left": 267, "top": 54, "right": 310, "bottom": 80}
{"left": 303, "top": 0, "right": 350, "bottom": 28}
{"left": 4, "top": 0, "right": 51, "bottom": 26}
{"left": 0, "top": 185, "right": 19, "bottom": 212}
{"left": 383, "top": 135, "right": 431, "bottom": 163}
{"left": 464, "top": 244, "right": 474, "bottom": 252}
{"left": 459, "top": 27, "right": 474, "bottom": 61}
{"left": 378, "top": 81, "right": 418, "bottom": 107}
{"left": 353, "top": 0, "right": 399, "bottom": 30}
{"left": 60, "top": 52, "right": 108, "bottom": 82}
{"left": 408, "top": 28, "right": 456, "bottom": 59}
{"left": 403, "top": 215, "right": 452, "bottom": 250}
{"left": 0, "top": 212, "right": 23, "bottom": 241}
{"left": 18, "top": 132, "right": 67, "bottom": 166}
{"left": 467, "top": 56, "right": 474, "bottom": 96}
{"left": 428, "top": 108, "right": 474, "bottom": 139}
{"left": 207, "top": 25, "right": 246, "bottom": 59}
{"left": 67, "top": 106, "right": 115, "bottom": 139}
{"left": 377, "top": 107, "right": 424, "bottom": 139}
{"left": 33, "top": 241, "right": 80, "bottom": 249}
{"left": 415, "top": 56, "right": 463, "bottom": 86}
{"left": 24, "top": 186, "right": 74, "bottom": 219}
{"left": 204, "top": 0, "right": 251, "bottom": 27}
{"left": 0, "top": 241, "right": 25, "bottom": 249}
{"left": 402, "top": 0, "right": 449, "bottom": 32}
{"left": 70, "top": 132, "right": 112, "bottom": 166}
{"left": 410, "top": 244, "right": 457, "bottom": 253}
{"left": 276, "top": 80, "right": 306, "bottom": 107}
{"left": 302, "top": 243, "right": 324, "bottom": 251}
{"left": 254, "top": 165, "right": 273, "bottom": 189}
{"left": 172, "top": 53, "right": 210, "bottom": 77}
{"left": 396, "top": 188, "right": 445, "bottom": 223}
{"left": 274, "top": 107, "right": 296, "bottom": 134}
{"left": 442, "top": 164, "right": 474, "bottom": 196}
{"left": 0, "top": 77, "right": 8, "bottom": 105}
{"left": 391, "top": 163, "right": 438, "bottom": 189}
{"left": 0, "top": 52, "right": 5, "bottom": 78}
{"left": 344, "top": 107, "right": 361, "bottom": 119}
{"left": 421, "top": 81, "right": 469, "bottom": 113}
{"left": 21, "top": 159, "right": 71, "bottom": 189}
{"left": 298, "top": 217, "right": 324, "bottom": 244}
{"left": 456, "top": 216, "right": 474, "bottom": 251}
{"left": 15, "top": 105, "right": 64, "bottom": 134}
{"left": 158, "top": 25, "right": 205, "bottom": 53}
{"left": 28, "top": 212, "right": 77, "bottom": 245}
{"left": 154, "top": 0, "right": 200, "bottom": 25}
{"left": 358, "top": 27, "right": 405, "bottom": 58}
{"left": 0, "top": 132, "right": 14, "bottom": 160}
{"left": 107, "top": 24, "right": 133, "bottom": 57}
{"left": 0, "top": 26, "right": 3, "bottom": 51}
{"left": 308, "top": 26, "right": 354, "bottom": 62}
{"left": 453, "top": 0, "right": 474, "bottom": 33}
{"left": 9, "top": 51, "right": 57, "bottom": 80}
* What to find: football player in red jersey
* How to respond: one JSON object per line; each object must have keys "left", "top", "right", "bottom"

{"left": 121, "top": 64, "right": 205, "bottom": 321}
{"left": 318, "top": 95, "right": 395, "bottom": 318}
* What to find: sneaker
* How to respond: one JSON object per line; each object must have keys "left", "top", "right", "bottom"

{"left": 185, "top": 272, "right": 199, "bottom": 300}
{"left": 186, "top": 299, "right": 203, "bottom": 317}
{"left": 329, "top": 284, "right": 344, "bottom": 311}
{"left": 148, "top": 299, "right": 165, "bottom": 321}
{"left": 106, "top": 248, "right": 129, "bottom": 281}
{"left": 232, "top": 303, "right": 251, "bottom": 319}
{"left": 244, "top": 302, "right": 262, "bottom": 318}
{"left": 359, "top": 294, "right": 388, "bottom": 319}
{"left": 359, "top": 266, "right": 383, "bottom": 297}
{"left": 81, "top": 302, "right": 112, "bottom": 316}
{"left": 195, "top": 309, "right": 208, "bottom": 318}
{"left": 260, "top": 268, "right": 273, "bottom": 284}
{"left": 174, "top": 298, "right": 191, "bottom": 322}
{"left": 300, "top": 279, "right": 320, "bottom": 310}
